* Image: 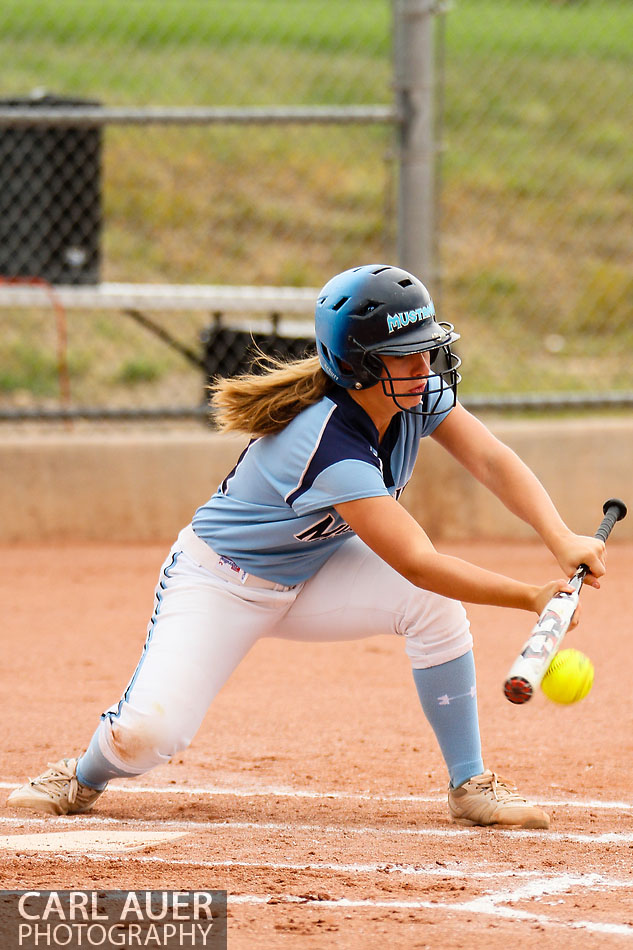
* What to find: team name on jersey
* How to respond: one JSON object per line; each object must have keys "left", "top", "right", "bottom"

{"left": 294, "top": 513, "right": 353, "bottom": 543}
{"left": 387, "top": 302, "right": 435, "bottom": 333}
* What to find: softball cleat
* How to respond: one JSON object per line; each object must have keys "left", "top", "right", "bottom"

{"left": 7, "top": 757, "right": 105, "bottom": 816}
{"left": 448, "top": 769, "right": 550, "bottom": 829}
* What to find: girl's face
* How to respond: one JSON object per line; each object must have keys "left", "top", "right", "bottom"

{"left": 349, "top": 349, "right": 440, "bottom": 438}
{"left": 378, "top": 351, "right": 432, "bottom": 406}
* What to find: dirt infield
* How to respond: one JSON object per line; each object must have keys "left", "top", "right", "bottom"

{"left": 2, "top": 539, "right": 633, "bottom": 948}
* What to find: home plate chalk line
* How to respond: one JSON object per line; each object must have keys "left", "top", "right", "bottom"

{"left": 0, "top": 830, "right": 186, "bottom": 854}
{"left": 1, "top": 779, "right": 632, "bottom": 811}
{"left": 2, "top": 814, "right": 633, "bottom": 846}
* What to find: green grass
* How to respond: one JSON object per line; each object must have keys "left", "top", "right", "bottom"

{"left": 0, "top": 338, "right": 92, "bottom": 398}
{"left": 0, "top": 343, "right": 61, "bottom": 396}
{"left": 0, "top": 1, "right": 392, "bottom": 55}
{"left": 0, "top": 0, "right": 391, "bottom": 105}
{"left": 447, "top": 0, "right": 633, "bottom": 61}
{"left": 115, "top": 357, "right": 166, "bottom": 385}
{"left": 439, "top": 0, "right": 633, "bottom": 381}
{"left": 0, "top": 0, "right": 631, "bottom": 405}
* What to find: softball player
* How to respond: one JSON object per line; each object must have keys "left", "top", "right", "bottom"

{"left": 9, "top": 264, "right": 606, "bottom": 828}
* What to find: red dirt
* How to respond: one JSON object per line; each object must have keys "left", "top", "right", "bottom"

{"left": 2, "top": 540, "right": 633, "bottom": 949}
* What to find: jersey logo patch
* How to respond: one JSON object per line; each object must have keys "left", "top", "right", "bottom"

{"left": 294, "top": 513, "right": 353, "bottom": 543}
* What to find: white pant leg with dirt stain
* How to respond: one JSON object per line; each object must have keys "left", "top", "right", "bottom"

{"left": 79, "top": 530, "right": 472, "bottom": 783}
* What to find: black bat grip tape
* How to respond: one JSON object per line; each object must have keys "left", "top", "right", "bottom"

{"left": 595, "top": 498, "right": 628, "bottom": 543}
{"left": 573, "top": 499, "right": 626, "bottom": 586}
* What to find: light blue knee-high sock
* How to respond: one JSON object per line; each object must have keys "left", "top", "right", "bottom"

{"left": 412, "top": 650, "right": 484, "bottom": 789}
{"left": 76, "top": 724, "right": 134, "bottom": 790}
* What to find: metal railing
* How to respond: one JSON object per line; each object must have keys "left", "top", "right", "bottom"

{"left": 0, "top": 105, "right": 398, "bottom": 127}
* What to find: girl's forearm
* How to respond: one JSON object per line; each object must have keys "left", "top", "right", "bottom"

{"left": 408, "top": 551, "right": 539, "bottom": 611}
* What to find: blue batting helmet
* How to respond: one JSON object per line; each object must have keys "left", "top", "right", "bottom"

{"left": 315, "top": 264, "right": 460, "bottom": 415}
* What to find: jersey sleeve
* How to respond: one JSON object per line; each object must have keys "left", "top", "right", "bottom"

{"left": 288, "top": 458, "right": 389, "bottom": 516}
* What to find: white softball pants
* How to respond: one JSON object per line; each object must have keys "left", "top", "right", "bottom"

{"left": 90, "top": 525, "right": 472, "bottom": 778}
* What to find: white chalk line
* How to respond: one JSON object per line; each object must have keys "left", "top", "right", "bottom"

{"left": 1, "top": 779, "right": 631, "bottom": 812}
{"left": 230, "top": 874, "right": 633, "bottom": 937}
{"left": 12, "top": 849, "right": 633, "bottom": 935}
{"left": 23, "top": 850, "right": 544, "bottom": 879}
{"left": 231, "top": 892, "right": 633, "bottom": 938}
{"left": 1, "top": 813, "right": 633, "bottom": 845}
{"left": 455, "top": 873, "right": 633, "bottom": 936}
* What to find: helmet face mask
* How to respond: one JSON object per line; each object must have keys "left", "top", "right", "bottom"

{"left": 315, "top": 264, "right": 461, "bottom": 417}
{"left": 375, "top": 345, "right": 462, "bottom": 416}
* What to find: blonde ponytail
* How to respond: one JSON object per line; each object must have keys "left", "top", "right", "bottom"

{"left": 210, "top": 352, "right": 334, "bottom": 437}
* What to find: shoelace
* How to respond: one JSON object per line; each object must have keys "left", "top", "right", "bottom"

{"left": 29, "top": 761, "right": 79, "bottom": 805}
{"left": 472, "top": 772, "right": 526, "bottom": 804}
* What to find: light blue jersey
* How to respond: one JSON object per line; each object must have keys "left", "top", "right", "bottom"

{"left": 192, "top": 385, "right": 454, "bottom": 586}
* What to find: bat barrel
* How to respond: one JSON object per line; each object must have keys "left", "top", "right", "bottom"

{"left": 503, "top": 496, "right": 627, "bottom": 705}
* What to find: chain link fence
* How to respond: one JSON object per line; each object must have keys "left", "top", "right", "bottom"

{"left": 0, "top": 0, "right": 631, "bottom": 421}
{"left": 439, "top": 0, "right": 633, "bottom": 407}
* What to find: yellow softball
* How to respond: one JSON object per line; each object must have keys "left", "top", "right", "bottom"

{"left": 541, "top": 648, "right": 594, "bottom": 705}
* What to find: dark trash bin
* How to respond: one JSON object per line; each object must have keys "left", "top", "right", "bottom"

{"left": 0, "top": 92, "right": 102, "bottom": 284}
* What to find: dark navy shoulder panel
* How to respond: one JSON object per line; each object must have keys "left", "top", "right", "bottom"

{"left": 377, "top": 413, "right": 401, "bottom": 490}
{"left": 286, "top": 391, "right": 382, "bottom": 507}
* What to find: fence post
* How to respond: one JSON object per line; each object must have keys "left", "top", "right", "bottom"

{"left": 393, "top": 0, "right": 439, "bottom": 285}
